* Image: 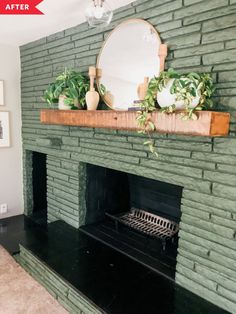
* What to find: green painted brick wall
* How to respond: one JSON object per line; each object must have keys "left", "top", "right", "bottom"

{"left": 18, "top": 245, "right": 102, "bottom": 314}
{"left": 20, "top": 0, "right": 236, "bottom": 313}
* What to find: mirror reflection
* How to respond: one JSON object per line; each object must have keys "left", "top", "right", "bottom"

{"left": 97, "top": 19, "right": 161, "bottom": 110}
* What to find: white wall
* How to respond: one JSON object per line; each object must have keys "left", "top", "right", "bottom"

{"left": 0, "top": 44, "right": 23, "bottom": 218}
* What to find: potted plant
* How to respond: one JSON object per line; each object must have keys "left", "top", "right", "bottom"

{"left": 136, "top": 68, "right": 215, "bottom": 154}
{"left": 44, "top": 69, "right": 90, "bottom": 110}
{"left": 155, "top": 68, "right": 214, "bottom": 118}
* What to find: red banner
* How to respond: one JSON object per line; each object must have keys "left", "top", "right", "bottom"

{"left": 0, "top": 0, "right": 44, "bottom": 15}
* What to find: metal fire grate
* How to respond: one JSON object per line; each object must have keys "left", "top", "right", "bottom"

{"left": 107, "top": 208, "right": 179, "bottom": 241}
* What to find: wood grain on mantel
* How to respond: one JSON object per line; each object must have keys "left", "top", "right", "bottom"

{"left": 40, "top": 110, "right": 230, "bottom": 137}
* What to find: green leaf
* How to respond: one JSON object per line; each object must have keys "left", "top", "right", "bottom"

{"left": 195, "top": 106, "right": 203, "bottom": 111}
{"left": 181, "top": 115, "right": 189, "bottom": 121}
{"left": 191, "top": 88, "right": 196, "bottom": 97}
{"left": 179, "top": 79, "right": 186, "bottom": 88}
{"left": 144, "top": 140, "right": 152, "bottom": 145}
{"left": 149, "top": 144, "right": 154, "bottom": 153}
{"left": 148, "top": 121, "right": 155, "bottom": 131}
{"left": 138, "top": 130, "right": 146, "bottom": 134}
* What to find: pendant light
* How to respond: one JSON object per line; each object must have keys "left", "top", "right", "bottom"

{"left": 85, "top": 0, "right": 113, "bottom": 28}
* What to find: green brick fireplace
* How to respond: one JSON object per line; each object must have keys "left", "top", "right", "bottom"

{"left": 20, "top": 0, "right": 236, "bottom": 313}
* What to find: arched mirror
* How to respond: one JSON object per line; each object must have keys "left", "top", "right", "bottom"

{"left": 97, "top": 19, "right": 161, "bottom": 110}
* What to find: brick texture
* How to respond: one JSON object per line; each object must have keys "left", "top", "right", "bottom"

{"left": 20, "top": 1, "right": 236, "bottom": 313}
{"left": 18, "top": 245, "right": 102, "bottom": 314}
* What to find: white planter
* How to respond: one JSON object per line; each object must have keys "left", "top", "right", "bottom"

{"left": 157, "top": 78, "right": 201, "bottom": 109}
{"left": 58, "top": 95, "right": 71, "bottom": 110}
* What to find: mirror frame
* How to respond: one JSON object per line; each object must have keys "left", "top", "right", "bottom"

{"left": 96, "top": 18, "right": 161, "bottom": 110}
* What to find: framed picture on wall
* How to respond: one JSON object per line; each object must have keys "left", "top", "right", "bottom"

{"left": 0, "top": 81, "right": 4, "bottom": 106}
{"left": 0, "top": 111, "right": 10, "bottom": 147}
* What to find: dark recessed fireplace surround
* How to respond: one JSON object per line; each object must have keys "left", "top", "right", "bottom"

{"left": 81, "top": 164, "right": 182, "bottom": 280}
{"left": 20, "top": 0, "right": 236, "bottom": 313}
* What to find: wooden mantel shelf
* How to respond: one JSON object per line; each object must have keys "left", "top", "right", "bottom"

{"left": 40, "top": 109, "right": 230, "bottom": 137}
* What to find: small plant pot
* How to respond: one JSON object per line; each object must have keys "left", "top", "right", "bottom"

{"left": 58, "top": 95, "right": 71, "bottom": 110}
{"left": 73, "top": 98, "right": 83, "bottom": 110}
{"left": 157, "top": 78, "right": 201, "bottom": 109}
{"left": 86, "top": 89, "right": 99, "bottom": 110}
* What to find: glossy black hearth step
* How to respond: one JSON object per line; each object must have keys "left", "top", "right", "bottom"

{"left": 0, "top": 215, "right": 46, "bottom": 255}
{"left": 0, "top": 216, "right": 230, "bottom": 314}
{"left": 79, "top": 221, "right": 176, "bottom": 281}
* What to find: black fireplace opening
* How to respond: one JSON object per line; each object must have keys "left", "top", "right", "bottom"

{"left": 31, "top": 151, "right": 47, "bottom": 226}
{"left": 80, "top": 164, "right": 183, "bottom": 280}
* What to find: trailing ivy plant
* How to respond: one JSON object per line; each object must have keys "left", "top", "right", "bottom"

{"left": 44, "top": 68, "right": 89, "bottom": 109}
{"left": 136, "top": 78, "right": 158, "bottom": 156}
{"left": 136, "top": 68, "right": 215, "bottom": 155}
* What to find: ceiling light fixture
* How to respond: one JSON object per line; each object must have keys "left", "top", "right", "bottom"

{"left": 85, "top": 0, "right": 113, "bottom": 28}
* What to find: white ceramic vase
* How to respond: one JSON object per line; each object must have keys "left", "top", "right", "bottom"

{"left": 157, "top": 78, "right": 201, "bottom": 109}
{"left": 86, "top": 88, "right": 99, "bottom": 110}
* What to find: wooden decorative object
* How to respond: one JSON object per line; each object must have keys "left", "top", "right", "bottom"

{"left": 86, "top": 66, "right": 99, "bottom": 110}
{"left": 137, "top": 77, "right": 149, "bottom": 100}
{"left": 96, "top": 68, "right": 102, "bottom": 82}
{"left": 88, "top": 66, "right": 96, "bottom": 91}
{"left": 40, "top": 110, "right": 230, "bottom": 137}
{"left": 159, "top": 44, "right": 168, "bottom": 71}
{"left": 96, "top": 68, "right": 102, "bottom": 92}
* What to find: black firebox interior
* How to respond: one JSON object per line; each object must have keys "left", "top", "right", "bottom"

{"left": 32, "top": 151, "right": 47, "bottom": 226}
{"left": 80, "top": 163, "right": 183, "bottom": 280}
{"left": 85, "top": 164, "right": 182, "bottom": 224}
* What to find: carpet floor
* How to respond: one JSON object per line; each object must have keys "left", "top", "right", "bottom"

{"left": 0, "top": 245, "right": 68, "bottom": 314}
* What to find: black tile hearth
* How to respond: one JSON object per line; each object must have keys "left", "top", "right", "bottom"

{"left": 0, "top": 215, "right": 230, "bottom": 314}
{"left": 0, "top": 215, "right": 44, "bottom": 255}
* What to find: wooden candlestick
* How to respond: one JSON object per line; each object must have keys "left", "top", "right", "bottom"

{"left": 88, "top": 66, "right": 96, "bottom": 91}
{"left": 86, "top": 65, "right": 99, "bottom": 110}
{"left": 159, "top": 44, "right": 168, "bottom": 71}
{"left": 96, "top": 68, "right": 102, "bottom": 86}
{"left": 96, "top": 68, "right": 102, "bottom": 80}
{"left": 137, "top": 77, "right": 149, "bottom": 100}
{"left": 89, "top": 66, "right": 96, "bottom": 76}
